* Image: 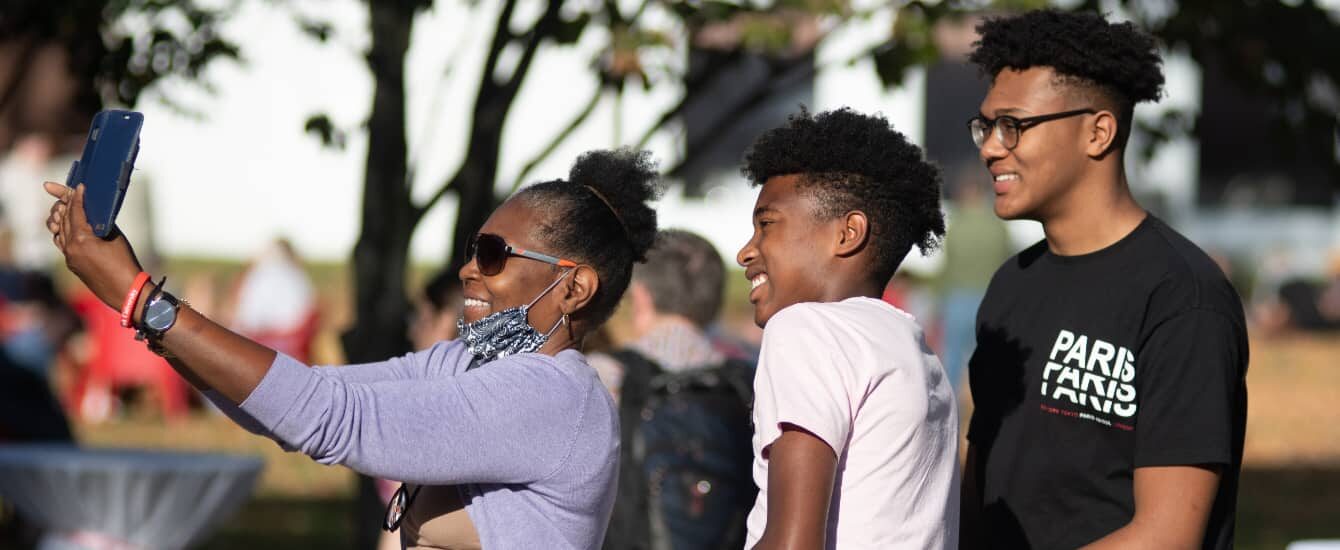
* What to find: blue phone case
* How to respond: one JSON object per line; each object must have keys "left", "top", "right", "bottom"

{"left": 66, "top": 110, "right": 143, "bottom": 238}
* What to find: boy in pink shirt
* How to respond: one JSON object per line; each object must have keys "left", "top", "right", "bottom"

{"left": 737, "top": 108, "right": 960, "bottom": 549}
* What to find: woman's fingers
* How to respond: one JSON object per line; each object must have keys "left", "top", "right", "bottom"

{"left": 42, "top": 181, "right": 71, "bottom": 201}
{"left": 47, "top": 202, "right": 62, "bottom": 233}
{"left": 59, "top": 186, "right": 73, "bottom": 245}
{"left": 71, "top": 184, "right": 88, "bottom": 225}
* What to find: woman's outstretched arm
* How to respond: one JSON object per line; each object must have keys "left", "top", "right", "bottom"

{"left": 46, "top": 182, "right": 299, "bottom": 402}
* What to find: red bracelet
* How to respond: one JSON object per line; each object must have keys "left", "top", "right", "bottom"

{"left": 120, "top": 272, "right": 151, "bottom": 328}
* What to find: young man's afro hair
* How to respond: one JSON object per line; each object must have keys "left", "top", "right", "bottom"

{"left": 970, "top": 9, "right": 1164, "bottom": 111}
{"left": 742, "top": 107, "right": 945, "bottom": 284}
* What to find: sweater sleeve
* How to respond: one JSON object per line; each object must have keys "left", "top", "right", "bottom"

{"left": 310, "top": 340, "right": 470, "bottom": 383}
{"left": 201, "top": 342, "right": 467, "bottom": 438}
{"left": 237, "top": 352, "right": 587, "bottom": 485}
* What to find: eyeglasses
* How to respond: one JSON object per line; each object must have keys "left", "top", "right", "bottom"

{"left": 382, "top": 483, "right": 422, "bottom": 532}
{"left": 466, "top": 233, "right": 577, "bottom": 276}
{"left": 967, "top": 108, "right": 1096, "bottom": 150}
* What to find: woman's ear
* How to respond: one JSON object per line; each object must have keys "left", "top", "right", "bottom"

{"left": 834, "top": 210, "right": 870, "bottom": 257}
{"left": 560, "top": 265, "right": 600, "bottom": 314}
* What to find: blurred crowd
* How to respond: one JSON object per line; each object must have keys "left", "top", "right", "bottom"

{"left": 2, "top": 156, "right": 1339, "bottom": 443}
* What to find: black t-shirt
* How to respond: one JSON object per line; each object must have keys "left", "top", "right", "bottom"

{"left": 967, "top": 215, "right": 1248, "bottom": 550}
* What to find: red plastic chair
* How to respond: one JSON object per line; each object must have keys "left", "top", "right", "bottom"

{"left": 244, "top": 307, "right": 320, "bottom": 364}
{"left": 68, "top": 290, "right": 188, "bottom": 422}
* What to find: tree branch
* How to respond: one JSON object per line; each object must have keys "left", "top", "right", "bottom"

{"left": 407, "top": 4, "right": 481, "bottom": 187}
{"left": 508, "top": 83, "right": 604, "bottom": 193}
{"left": 413, "top": 177, "right": 457, "bottom": 222}
{"left": 501, "top": 0, "right": 564, "bottom": 95}
{"left": 481, "top": 0, "right": 521, "bottom": 91}
{"left": 420, "top": 0, "right": 559, "bottom": 218}
{"left": 632, "top": 49, "right": 742, "bottom": 148}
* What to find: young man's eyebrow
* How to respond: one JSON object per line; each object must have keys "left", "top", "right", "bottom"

{"left": 990, "top": 107, "right": 1028, "bottom": 117}
{"left": 753, "top": 205, "right": 777, "bottom": 217}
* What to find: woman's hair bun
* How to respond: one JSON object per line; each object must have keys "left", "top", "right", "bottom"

{"left": 567, "top": 148, "right": 662, "bottom": 261}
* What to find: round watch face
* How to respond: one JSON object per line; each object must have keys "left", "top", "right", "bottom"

{"left": 145, "top": 298, "right": 177, "bottom": 331}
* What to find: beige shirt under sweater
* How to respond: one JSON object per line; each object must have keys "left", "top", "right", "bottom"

{"left": 400, "top": 485, "right": 482, "bottom": 550}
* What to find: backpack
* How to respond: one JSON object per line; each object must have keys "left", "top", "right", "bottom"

{"left": 603, "top": 349, "right": 757, "bottom": 550}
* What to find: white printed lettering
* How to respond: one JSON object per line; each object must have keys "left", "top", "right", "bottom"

{"left": 1050, "top": 330, "right": 1076, "bottom": 361}
{"left": 1089, "top": 340, "right": 1116, "bottom": 376}
{"left": 1062, "top": 335, "right": 1089, "bottom": 368}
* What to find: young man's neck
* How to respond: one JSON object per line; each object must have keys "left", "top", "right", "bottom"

{"left": 1041, "top": 164, "right": 1147, "bottom": 257}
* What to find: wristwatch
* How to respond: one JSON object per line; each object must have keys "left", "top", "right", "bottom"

{"left": 136, "top": 279, "right": 181, "bottom": 340}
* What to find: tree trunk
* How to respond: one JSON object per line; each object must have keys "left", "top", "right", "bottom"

{"left": 343, "top": 1, "right": 416, "bottom": 364}
{"left": 344, "top": 3, "right": 417, "bottom": 546}
{"left": 444, "top": 104, "right": 506, "bottom": 276}
{"left": 443, "top": 0, "right": 563, "bottom": 275}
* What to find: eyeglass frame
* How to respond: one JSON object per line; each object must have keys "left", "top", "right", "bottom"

{"left": 466, "top": 232, "right": 578, "bottom": 276}
{"left": 382, "top": 483, "right": 423, "bottom": 532}
{"left": 967, "top": 108, "right": 1097, "bottom": 151}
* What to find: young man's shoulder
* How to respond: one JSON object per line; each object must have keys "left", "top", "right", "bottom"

{"left": 983, "top": 217, "right": 1243, "bottom": 322}
{"left": 1138, "top": 217, "right": 1245, "bottom": 322}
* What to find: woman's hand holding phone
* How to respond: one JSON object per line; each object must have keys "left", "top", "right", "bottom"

{"left": 43, "top": 181, "right": 146, "bottom": 311}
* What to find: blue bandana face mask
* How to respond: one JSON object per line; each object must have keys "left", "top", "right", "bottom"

{"left": 457, "top": 270, "right": 571, "bottom": 365}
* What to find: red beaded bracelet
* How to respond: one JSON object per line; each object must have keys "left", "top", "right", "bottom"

{"left": 119, "top": 272, "right": 151, "bottom": 328}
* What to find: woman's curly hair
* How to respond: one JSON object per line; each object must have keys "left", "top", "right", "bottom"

{"left": 742, "top": 107, "right": 945, "bottom": 283}
{"left": 517, "top": 148, "right": 662, "bottom": 325}
{"left": 970, "top": 9, "right": 1164, "bottom": 146}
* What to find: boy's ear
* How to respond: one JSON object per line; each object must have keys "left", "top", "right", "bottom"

{"left": 833, "top": 210, "right": 870, "bottom": 257}
{"left": 1086, "top": 109, "right": 1119, "bottom": 158}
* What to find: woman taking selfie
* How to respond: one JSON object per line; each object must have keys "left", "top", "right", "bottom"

{"left": 43, "top": 149, "right": 661, "bottom": 549}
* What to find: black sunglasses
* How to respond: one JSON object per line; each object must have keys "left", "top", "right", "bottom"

{"left": 466, "top": 233, "right": 577, "bottom": 277}
{"left": 967, "top": 108, "right": 1096, "bottom": 150}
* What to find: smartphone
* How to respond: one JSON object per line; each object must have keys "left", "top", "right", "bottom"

{"left": 66, "top": 110, "right": 143, "bottom": 239}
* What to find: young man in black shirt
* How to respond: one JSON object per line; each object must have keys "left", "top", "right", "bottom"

{"left": 959, "top": 10, "right": 1249, "bottom": 550}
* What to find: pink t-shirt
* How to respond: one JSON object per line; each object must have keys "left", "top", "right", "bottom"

{"left": 746, "top": 297, "right": 960, "bottom": 549}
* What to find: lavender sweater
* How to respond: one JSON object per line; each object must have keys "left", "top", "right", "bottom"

{"left": 207, "top": 341, "right": 619, "bottom": 549}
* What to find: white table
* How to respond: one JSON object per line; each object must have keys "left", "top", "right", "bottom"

{"left": 0, "top": 444, "right": 262, "bottom": 550}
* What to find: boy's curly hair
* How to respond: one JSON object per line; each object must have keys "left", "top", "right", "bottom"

{"left": 742, "top": 107, "right": 945, "bottom": 283}
{"left": 970, "top": 9, "right": 1165, "bottom": 147}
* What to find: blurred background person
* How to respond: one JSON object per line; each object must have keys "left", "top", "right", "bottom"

{"left": 1, "top": 271, "right": 80, "bottom": 384}
{"left": 1254, "top": 250, "right": 1340, "bottom": 335}
{"left": 936, "top": 163, "right": 1013, "bottom": 395}
{"left": 409, "top": 269, "right": 464, "bottom": 351}
{"left": 602, "top": 229, "right": 756, "bottom": 550}
{"left": 225, "top": 238, "right": 320, "bottom": 363}
{"left": 0, "top": 136, "right": 67, "bottom": 271}
{"left": 0, "top": 225, "right": 76, "bottom": 443}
